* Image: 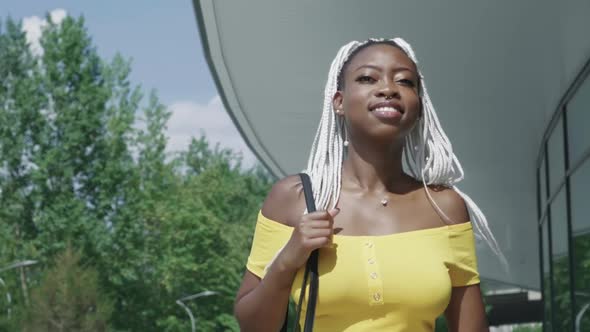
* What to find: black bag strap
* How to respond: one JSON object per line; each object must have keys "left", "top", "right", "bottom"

{"left": 299, "top": 173, "right": 319, "bottom": 332}
{"left": 299, "top": 172, "right": 317, "bottom": 213}
{"left": 280, "top": 173, "right": 319, "bottom": 332}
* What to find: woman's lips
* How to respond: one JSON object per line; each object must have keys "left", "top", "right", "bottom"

{"left": 369, "top": 101, "right": 404, "bottom": 113}
{"left": 371, "top": 106, "right": 402, "bottom": 120}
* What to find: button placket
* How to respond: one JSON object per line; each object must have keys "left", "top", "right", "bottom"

{"left": 363, "top": 239, "right": 384, "bottom": 306}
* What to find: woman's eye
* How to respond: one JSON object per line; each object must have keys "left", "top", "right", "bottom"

{"left": 398, "top": 79, "right": 416, "bottom": 87}
{"left": 356, "top": 75, "right": 376, "bottom": 83}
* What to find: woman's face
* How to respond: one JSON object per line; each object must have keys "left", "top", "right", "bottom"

{"left": 334, "top": 44, "right": 421, "bottom": 146}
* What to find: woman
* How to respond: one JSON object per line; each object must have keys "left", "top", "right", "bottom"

{"left": 234, "top": 38, "right": 503, "bottom": 332}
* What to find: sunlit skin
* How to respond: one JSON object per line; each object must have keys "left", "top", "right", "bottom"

{"left": 334, "top": 44, "right": 424, "bottom": 221}
{"left": 233, "top": 43, "right": 489, "bottom": 332}
{"left": 335, "top": 44, "right": 421, "bottom": 152}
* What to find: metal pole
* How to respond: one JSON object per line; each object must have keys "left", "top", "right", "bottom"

{"left": 175, "top": 290, "right": 217, "bottom": 332}
{"left": 0, "top": 260, "right": 37, "bottom": 317}
{"left": 176, "top": 299, "right": 196, "bottom": 332}
{"left": 575, "top": 302, "right": 590, "bottom": 332}
{"left": 0, "top": 260, "right": 37, "bottom": 274}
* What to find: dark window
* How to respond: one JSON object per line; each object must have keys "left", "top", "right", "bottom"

{"left": 542, "top": 218, "right": 553, "bottom": 331}
{"left": 547, "top": 116, "right": 565, "bottom": 194}
{"left": 566, "top": 77, "right": 590, "bottom": 167}
{"left": 570, "top": 160, "right": 590, "bottom": 331}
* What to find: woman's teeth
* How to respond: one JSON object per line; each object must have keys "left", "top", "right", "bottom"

{"left": 372, "top": 107, "right": 400, "bottom": 113}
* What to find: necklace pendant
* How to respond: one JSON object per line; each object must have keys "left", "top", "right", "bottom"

{"left": 381, "top": 198, "right": 388, "bottom": 206}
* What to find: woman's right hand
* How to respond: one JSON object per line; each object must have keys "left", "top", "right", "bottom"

{"left": 276, "top": 208, "right": 340, "bottom": 272}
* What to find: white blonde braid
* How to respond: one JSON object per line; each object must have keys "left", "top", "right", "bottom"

{"left": 303, "top": 37, "right": 507, "bottom": 267}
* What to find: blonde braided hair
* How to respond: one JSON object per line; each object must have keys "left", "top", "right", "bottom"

{"left": 303, "top": 37, "right": 507, "bottom": 266}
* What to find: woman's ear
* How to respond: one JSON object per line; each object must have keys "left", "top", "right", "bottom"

{"left": 333, "top": 91, "right": 344, "bottom": 116}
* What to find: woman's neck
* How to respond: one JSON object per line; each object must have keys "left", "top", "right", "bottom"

{"left": 341, "top": 141, "right": 414, "bottom": 194}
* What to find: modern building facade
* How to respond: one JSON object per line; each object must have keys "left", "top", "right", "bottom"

{"left": 537, "top": 63, "right": 590, "bottom": 331}
{"left": 193, "top": 0, "right": 590, "bottom": 329}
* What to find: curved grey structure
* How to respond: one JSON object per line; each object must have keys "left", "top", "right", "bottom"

{"left": 193, "top": 0, "right": 590, "bottom": 303}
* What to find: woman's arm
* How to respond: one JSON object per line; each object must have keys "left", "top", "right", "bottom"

{"left": 445, "top": 284, "right": 489, "bottom": 332}
{"left": 234, "top": 175, "right": 337, "bottom": 332}
{"left": 234, "top": 259, "right": 299, "bottom": 332}
{"left": 430, "top": 187, "right": 489, "bottom": 331}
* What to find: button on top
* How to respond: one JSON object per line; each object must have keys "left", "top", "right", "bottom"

{"left": 373, "top": 292, "right": 381, "bottom": 301}
{"left": 365, "top": 242, "right": 374, "bottom": 248}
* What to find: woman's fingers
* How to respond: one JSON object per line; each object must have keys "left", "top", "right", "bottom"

{"left": 303, "top": 208, "right": 340, "bottom": 224}
{"left": 279, "top": 209, "right": 340, "bottom": 270}
{"left": 327, "top": 207, "right": 340, "bottom": 218}
{"left": 300, "top": 219, "right": 332, "bottom": 230}
{"left": 300, "top": 225, "right": 333, "bottom": 239}
{"left": 293, "top": 208, "right": 340, "bottom": 250}
{"left": 307, "top": 237, "right": 332, "bottom": 248}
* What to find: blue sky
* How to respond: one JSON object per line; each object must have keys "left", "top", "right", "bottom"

{"left": 2, "top": 1, "right": 256, "bottom": 165}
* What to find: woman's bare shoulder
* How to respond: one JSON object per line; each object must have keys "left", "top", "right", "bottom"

{"left": 260, "top": 174, "right": 307, "bottom": 227}
{"left": 425, "top": 184, "right": 470, "bottom": 225}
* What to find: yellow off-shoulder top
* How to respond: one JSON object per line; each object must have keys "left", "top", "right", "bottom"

{"left": 246, "top": 211, "right": 480, "bottom": 332}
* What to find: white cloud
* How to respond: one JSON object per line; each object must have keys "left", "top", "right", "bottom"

{"left": 22, "top": 9, "right": 67, "bottom": 56}
{"left": 166, "top": 96, "right": 258, "bottom": 167}
{"left": 49, "top": 9, "right": 67, "bottom": 24}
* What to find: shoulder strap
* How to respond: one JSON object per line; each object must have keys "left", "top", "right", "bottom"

{"left": 299, "top": 173, "right": 319, "bottom": 332}
{"left": 281, "top": 173, "right": 320, "bottom": 332}
{"left": 297, "top": 173, "right": 320, "bottom": 331}
{"left": 299, "top": 173, "right": 317, "bottom": 213}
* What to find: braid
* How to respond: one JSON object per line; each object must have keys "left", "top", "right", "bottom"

{"left": 305, "top": 40, "right": 362, "bottom": 210}
{"left": 303, "top": 37, "right": 507, "bottom": 268}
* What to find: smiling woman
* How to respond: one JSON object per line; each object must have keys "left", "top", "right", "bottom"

{"left": 233, "top": 38, "right": 498, "bottom": 332}
{"left": 333, "top": 43, "right": 421, "bottom": 145}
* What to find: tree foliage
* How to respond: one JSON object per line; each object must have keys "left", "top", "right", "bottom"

{"left": 24, "top": 245, "right": 113, "bottom": 332}
{"left": 0, "top": 14, "right": 273, "bottom": 331}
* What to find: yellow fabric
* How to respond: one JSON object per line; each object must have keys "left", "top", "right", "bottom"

{"left": 246, "top": 211, "right": 480, "bottom": 332}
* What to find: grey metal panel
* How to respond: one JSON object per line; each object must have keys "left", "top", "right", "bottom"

{"left": 193, "top": 0, "right": 286, "bottom": 176}
{"left": 193, "top": 0, "right": 589, "bottom": 290}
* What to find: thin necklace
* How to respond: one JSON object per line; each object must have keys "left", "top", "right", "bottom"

{"left": 380, "top": 175, "right": 413, "bottom": 207}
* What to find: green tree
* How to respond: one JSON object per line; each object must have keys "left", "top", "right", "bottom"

{"left": 0, "top": 16, "right": 47, "bottom": 329}
{"left": 152, "top": 138, "right": 272, "bottom": 331}
{"left": 0, "top": 13, "right": 274, "bottom": 331}
{"left": 23, "top": 246, "right": 113, "bottom": 332}
{"left": 573, "top": 234, "right": 590, "bottom": 332}
{"left": 512, "top": 324, "right": 542, "bottom": 332}
{"left": 0, "top": 14, "right": 145, "bottom": 330}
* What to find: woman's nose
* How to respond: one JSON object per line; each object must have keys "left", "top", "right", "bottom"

{"left": 375, "top": 80, "right": 399, "bottom": 99}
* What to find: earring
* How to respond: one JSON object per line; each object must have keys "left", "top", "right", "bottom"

{"left": 341, "top": 118, "right": 349, "bottom": 147}
{"left": 336, "top": 107, "right": 349, "bottom": 147}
